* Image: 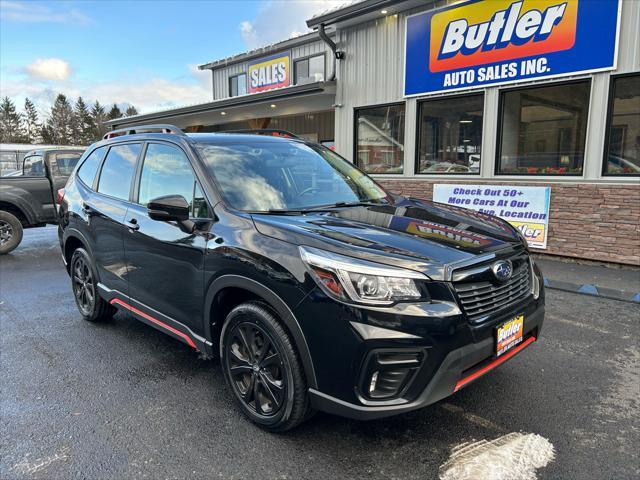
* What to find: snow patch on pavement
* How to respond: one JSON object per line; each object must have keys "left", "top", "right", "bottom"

{"left": 439, "top": 432, "right": 555, "bottom": 480}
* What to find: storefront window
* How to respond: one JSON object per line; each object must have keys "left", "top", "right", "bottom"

{"left": 417, "top": 94, "right": 483, "bottom": 174}
{"left": 355, "top": 104, "right": 405, "bottom": 174}
{"left": 229, "top": 73, "right": 247, "bottom": 97}
{"left": 295, "top": 55, "right": 325, "bottom": 85}
{"left": 497, "top": 81, "right": 590, "bottom": 175}
{"left": 604, "top": 74, "right": 640, "bottom": 175}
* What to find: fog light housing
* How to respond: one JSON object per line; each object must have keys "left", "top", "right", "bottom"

{"left": 360, "top": 350, "right": 425, "bottom": 400}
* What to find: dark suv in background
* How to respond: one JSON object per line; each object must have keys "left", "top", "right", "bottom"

{"left": 58, "top": 125, "right": 544, "bottom": 431}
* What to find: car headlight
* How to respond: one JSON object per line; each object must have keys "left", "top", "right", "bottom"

{"left": 299, "top": 246, "right": 428, "bottom": 305}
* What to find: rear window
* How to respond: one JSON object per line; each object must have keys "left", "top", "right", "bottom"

{"left": 54, "top": 152, "right": 83, "bottom": 176}
{"left": 77, "top": 147, "right": 107, "bottom": 188}
{"left": 97, "top": 144, "right": 141, "bottom": 200}
{"left": 23, "top": 155, "right": 44, "bottom": 176}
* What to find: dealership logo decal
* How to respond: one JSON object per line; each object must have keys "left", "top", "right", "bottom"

{"left": 492, "top": 260, "right": 513, "bottom": 282}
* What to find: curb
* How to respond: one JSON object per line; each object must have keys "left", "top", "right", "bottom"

{"left": 543, "top": 277, "right": 640, "bottom": 304}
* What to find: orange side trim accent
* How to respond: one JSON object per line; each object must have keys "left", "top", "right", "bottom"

{"left": 110, "top": 298, "right": 197, "bottom": 349}
{"left": 454, "top": 336, "right": 536, "bottom": 392}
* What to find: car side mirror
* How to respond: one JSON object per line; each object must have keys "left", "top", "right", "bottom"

{"left": 147, "top": 195, "right": 190, "bottom": 222}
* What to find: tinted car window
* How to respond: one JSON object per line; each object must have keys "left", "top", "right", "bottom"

{"left": 54, "top": 152, "right": 83, "bottom": 176}
{"left": 77, "top": 147, "right": 107, "bottom": 188}
{"left": 138, "top": 144, "right": 192, "bottom": 204}
{"left": 138, "top": 143, "right": 208, "bottom": 217}
{"left": 97, "top": 144, "right": 141, "bottom": 200}
{"left": 23, "top": 155, "right": 44, "bottom": 176}
{"left": 197, "top": 141, "right": 388, "bottom": 212}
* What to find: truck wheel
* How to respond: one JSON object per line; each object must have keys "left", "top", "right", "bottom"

{"left": 0, "top": 211, "right": 23, "bottom": 255}
{"left": 220, "top": 301, "right": 312, "bottom": 432}
{"left": 70, "top": 248, "right": 115, "bottom": 322}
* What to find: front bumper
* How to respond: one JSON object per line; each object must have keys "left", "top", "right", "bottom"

{"left": 307, "top": 303, "right": 545, "bottom": 420}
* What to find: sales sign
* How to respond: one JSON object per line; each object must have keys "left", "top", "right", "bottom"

{"left": 247, "top": 52, "right": 291, "bottom": 94}
{"left": 404, "top": 0, "right": 621, "bottom": 96}
{"left": 432, "top": 184, "right": 552, "bottom": 249}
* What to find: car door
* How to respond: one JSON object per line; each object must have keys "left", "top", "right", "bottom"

{"left": 123, "top": 141, "right": 211, "bottom": 335}
{"left": 48, "top": 151, "right": 84, "bottom": 193}
{"left": 89, "top": 142, "right": 142, "bottom": 295}
{"left": 18, "top": 154, "right": 53, "bottom": 222}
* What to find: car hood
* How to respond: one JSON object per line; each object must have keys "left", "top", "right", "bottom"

{"left": 251, "top": 197, "right": 523, "bottom": 280}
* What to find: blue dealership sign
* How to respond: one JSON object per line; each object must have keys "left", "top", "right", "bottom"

{"left": 404, "top": 0, "right": 621, "bottom": 96}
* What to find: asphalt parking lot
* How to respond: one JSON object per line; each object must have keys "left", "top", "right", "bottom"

{"left": 1, "top": 227, "right": 638, "bottom": 479}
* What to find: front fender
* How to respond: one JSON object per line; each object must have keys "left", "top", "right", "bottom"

{"left": 0, "top": 193, "right": 37, "bottom": 225}
{"left": 204, "top": 274, "right": 317, "bottom": 389}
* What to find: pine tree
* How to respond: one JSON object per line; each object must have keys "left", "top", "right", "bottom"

{"left": 24, "top": 98, "right": 41, "bottom": 143}
{"left": 45, "top": 94, "right": 74, "bottom": 145}
{"left": 0, "top": 97, "right": 27, "bottom": 143}
{"left": 90, "top": 101, "right": 107, "bottom": 140}
{"left": 72, "top": 97, "right": 95, "bottom": 145}
{"left": 107, "top": 103, "right": 123, "bottom": 120}
{"left": 41, "top": 123, "right": 55, "bottom": 144}
{"left": 124, "top": 105, "right": 139, "bottom": 117}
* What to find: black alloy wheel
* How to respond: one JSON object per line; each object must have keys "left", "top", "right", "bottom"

{"left": 221, "top": 302, "right": 312, "bottom": 431}
{"left": 72, "top": 254, "right": 96, "bottom": 316}
{"left": 226, "top": 322, "right": 286, "bottom": 417}
{"left": 69, "top": 248, "right": 115, "bottom": 322}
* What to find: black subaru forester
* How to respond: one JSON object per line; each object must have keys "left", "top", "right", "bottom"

{"left": 58, "top": 124, "right": 544, "bottom": 431}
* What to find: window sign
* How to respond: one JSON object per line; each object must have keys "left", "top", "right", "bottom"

{"left": 405, "top": 0, "right": 621, "bottom": 96}
{"left": 433, "top": 184, "right": 551, "bottom": 248}
{"left": 247, "top": 52, "right": 291, "bottom": 94}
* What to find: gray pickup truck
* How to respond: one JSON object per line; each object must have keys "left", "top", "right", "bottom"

{"left": 0, "top": 148, "right": 85, "bottom": 254}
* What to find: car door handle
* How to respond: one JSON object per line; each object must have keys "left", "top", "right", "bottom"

{"left": 125, "top": 218, "right": 140, "bottom": 231}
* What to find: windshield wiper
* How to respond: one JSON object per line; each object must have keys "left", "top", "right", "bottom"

{"left": 304, "top": 200, "right": 389, "bottom": 211}
{"left": 258, "top": 207, "right": 332, "bottom": 215}
{"left": 252, "top": 200, "right": 388, "bottom": 215}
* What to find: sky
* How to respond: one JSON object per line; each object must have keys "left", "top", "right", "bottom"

{"left": 0, "top": 0, "right": 344, "bottom": 116}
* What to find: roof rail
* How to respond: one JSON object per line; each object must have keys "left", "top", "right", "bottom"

{"left": 223, "top": 129, "right": 299, "bottom": 139}
{"left": 103, "top": 124, "right": 186, "bottom": 140}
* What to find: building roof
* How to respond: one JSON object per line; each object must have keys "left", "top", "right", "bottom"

{"left": 306, "top": 0, "right": 436, "bottom": 28}
{"left": 198, "top": 31, "right": 326, "bottom": 71}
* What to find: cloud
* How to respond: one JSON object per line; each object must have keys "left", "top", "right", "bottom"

{"left": 1, "top": 64, "right": 211, "bottom": 115}
{"left": 0, "top": 1, "right": 92, "bottom": 24}
{"left": 239, "top": 20, "right": 259, "bottom": 48}
{"left": 24, "top": 58, "right": 73, "bottom": 81}
{"left": 239, "top": 0, "right": 344, "bottom": 49}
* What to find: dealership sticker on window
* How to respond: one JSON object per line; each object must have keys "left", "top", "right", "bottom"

{"left": 404, "top": 0, "right": 621, "bottom": 96}
{"left": 432, "top": 185, "right": 551, "bottom": 249}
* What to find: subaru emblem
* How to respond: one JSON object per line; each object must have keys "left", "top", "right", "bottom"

{"left": 492, "top": 260, "right": 513, "bottom": 282}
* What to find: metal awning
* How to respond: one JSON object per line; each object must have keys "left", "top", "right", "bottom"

{"left": 105, "top": 81, "right": 336, "bottom": 130}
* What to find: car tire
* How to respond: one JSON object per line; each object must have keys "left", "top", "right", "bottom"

{"left": 70, "top": 248, "right": 115, "bottom": 322}
{"left": 0, "top": 210, "right": 23, "bottom": 255}
{"left": 221, "top": 301, "right": 312, "bottom": 432}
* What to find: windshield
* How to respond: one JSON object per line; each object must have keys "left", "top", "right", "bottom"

{"left": 197, "top": 141, "right": 390, "bottom": 212}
